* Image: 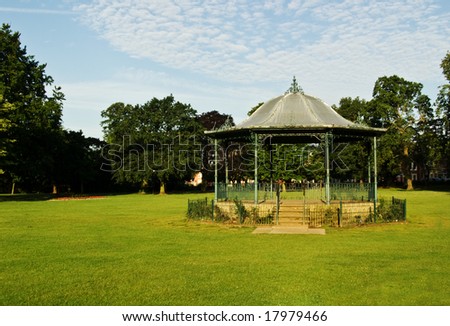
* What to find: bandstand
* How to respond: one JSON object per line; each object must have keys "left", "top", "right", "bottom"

{"left": 205, "top": 78, "right": 386, "bottom": 228}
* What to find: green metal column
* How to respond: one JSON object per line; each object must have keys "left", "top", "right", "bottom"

{"left": 269, "top": 140, "right": 273, "bottom": 200}
{"left": 373, "top": 136, "right": 378, "bottom": 220}
{"left": 368, "top": 155, "right": 371, "bottom": 199}
{"left": 325, "top": 132, "right": 331, "bottom": 205}
{"left": 224, "top": 143, "right": 228, "bottom": 200}
{"left": 214, "top": 138, "right": 218, "bottom": 202}
{"left": 254, "top": 133, "right": 258, "bottom": 205}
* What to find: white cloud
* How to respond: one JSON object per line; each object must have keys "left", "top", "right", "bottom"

{"left": 73, "top": 0, "right": 449, "bottom": 110}
{"left": 0, "top": 6, "right": 75, "bottom": 15}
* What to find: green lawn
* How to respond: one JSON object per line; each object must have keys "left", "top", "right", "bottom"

{"left": 1, "top": 189, "right": 449, "bottom": 305}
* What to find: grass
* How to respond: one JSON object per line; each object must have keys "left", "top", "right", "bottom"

{"left": 0, "top": 189, "right": 449, "bottom": 305}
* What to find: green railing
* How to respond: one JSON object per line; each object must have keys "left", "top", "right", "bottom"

{"left": 303, "top": 196, "right": 406, "bottom": 227}
{"left": 188, "top": 195, "right": 406, "bottom": 227}
{"left": 376, "top": 197, "right": 407, "bottom": 222}
{"left": 187, "top": 197, "right": 274, "bottom": 225}
{"left": 329, "top": 183, "right": 373, "bottom": 201}
{"left": 217, "top": 182, "right": 374, "bottom": 202}
{"left": 217, "top": 183, "right": 272, "bottom": 202}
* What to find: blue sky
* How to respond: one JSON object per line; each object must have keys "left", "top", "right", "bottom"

{"left": 1, "top": 0, "right": 449, "bottom": 139}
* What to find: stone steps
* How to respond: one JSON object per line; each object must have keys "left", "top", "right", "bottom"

{"left": 253, "top": 201, "right": 325, "bottom": 234}
{"left": 276, "top": 201, "right": 309, "bottom": 225}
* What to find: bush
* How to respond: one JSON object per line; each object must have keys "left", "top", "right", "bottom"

{"left": 214, "top": 205, "right": 231, "bottom": 222}
{"left": 234, "top": 199, "right": 249, "bottom": 224}
{"left": 187, "top": 198, "right": 212, "bottom": 220}
{"left": 376, "top": 197, "right": 406, "bottom": 222}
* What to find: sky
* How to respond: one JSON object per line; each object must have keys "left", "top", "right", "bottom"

{"left": 1, "top": 0, "right": 449, "bottom": 139}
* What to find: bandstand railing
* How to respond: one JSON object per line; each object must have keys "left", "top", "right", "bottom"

{"left": 188, "top": 186, "right": 405, "bottom": 227}
{"left": 216, "top": 181, "right": 375, "bottom": 203}
{"left": 216, "top": 182, "right": 273, "bottom": 202}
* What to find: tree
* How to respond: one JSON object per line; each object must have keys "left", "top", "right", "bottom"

{"left": 441, "top": 51, "right": 450, "bottom": 82}
{"left": 334, "top": 97, "right": 371, "bottom": 182}
{"left": 197, "top": 110, "right": 234, "bottom": 188}
{"left": 333, "top": 97, "right": 367, "bottom": 123}
{"left": 435, "top": 51, "right": 450, "bottom": 177}
{"left": 367, "top": 75, "right": 424, "bottom": 189}
{"left": 197, "top": 110, "right": 233, "bottom": 131}
{"left": 0, "top": 93, "right": 12, "bottom": 175}
{"left": 54, "top": 130, "right": 109, "bottom": 193}
{"left": 0, "top": 24, "right": 64, "bottom": 192}
{"left": 101, "top": 95, "right": 204, "bottom": 194}
{"left": 256, "top": 142, "right": 325, "bottom": 183}
{"left": 413, "top": 94, "right": 440, "bottom": 181}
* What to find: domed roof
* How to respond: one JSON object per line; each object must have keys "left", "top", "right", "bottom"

{"left": 206, "top": 78, "right": 385, "bottom": 142}
{"left": 238, "top": 91, "right": 354, "bottom": 129}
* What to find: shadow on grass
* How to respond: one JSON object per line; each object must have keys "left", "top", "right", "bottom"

{"left": 0, "top": 193, "right": 129, "bottom": 202}
{"left": 413, "top": 183, "right": 450, "bottom": 193}
{"left": 0, "top": 193, "right": 57, "bottom": 202}
{"left": 0, "top": 191, "right": 208, "bottom": 202}
{"left": 381, "top": 183, "right": 450, "bottom": 193}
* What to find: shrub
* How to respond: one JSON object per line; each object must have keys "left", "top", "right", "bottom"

{"left": 187, "top": 198, "right": 212, "bottom": 220}
{"left": 214, "top": 205, "right": 231, "bottom": 223}
{"left": 234, "top": 199, "right": 249, "bottom": 224}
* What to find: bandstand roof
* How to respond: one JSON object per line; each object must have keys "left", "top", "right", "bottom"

{"left": 206, "top": 78, "right": 386, "bottom": 143}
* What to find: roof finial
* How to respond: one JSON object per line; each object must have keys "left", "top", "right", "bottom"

{"left": 286, "top": 76, "right": 304, "bottom": 94}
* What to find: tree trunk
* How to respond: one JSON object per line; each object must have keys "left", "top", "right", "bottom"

{"left": 139, "top": 179, "right": 148, "bottom": 194}
{"left": 159, "top": 182, "right": 166, "bottom": 195}
{"left": 406, "top": 178, "right": 414, "bottom": 191}
{"left": 403, "top": 145, "right": 414, "bottom": 191}
{"left": 11, "top": 182, "right": 15, "bottom": 195}
{"left": 52, "top": 184, "right": 58, "bottom": 194}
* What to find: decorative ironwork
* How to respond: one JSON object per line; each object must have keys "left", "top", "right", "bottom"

{"left": 286, "top": 76, "right": 304, "bottom": 94}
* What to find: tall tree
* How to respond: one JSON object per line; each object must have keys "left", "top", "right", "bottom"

{"left": 440, "top": 51, "right": 450, "bottom": 82}
{"left": 0, "top": 24, "right": 64, "bottom": 192}
{"left": 197, "top": 110, "right": 234, "bottom": 188}
{"left": 54, "top": 130, "right": 108, "bottom": 193}
{"left": 367, "top": 75, "right": 423, "bottom": 189}
{"left": 334, "top": 97, "right": 371, "bottom": 182}
{"left": 197, "top": 110, "right": 233, "bottom": 131}
{"left": 333, "top": 97, "right": 367, "bottom": 123}
{"left": 0, "top": 93, "right": 12, "bottom": 175}
{"left": 413, "top": 94, "right": 440, "bottom": 180}
{"left": 101, "top": 95, "right": 203, "bottom": 194}
{"left": 435, "top": 51, "right": 450, "bottom": 177}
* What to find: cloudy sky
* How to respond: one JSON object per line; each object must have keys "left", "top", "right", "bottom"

{"left": 1, "top": 0, "right": 449, "bottom": 138}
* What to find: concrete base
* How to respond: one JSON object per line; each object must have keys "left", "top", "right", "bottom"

{"left": 252, "top": 226, "right": 326, "bottom": 235}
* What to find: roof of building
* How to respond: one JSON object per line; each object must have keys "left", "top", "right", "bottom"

{"left": 206, "top": 78, "right": 386, "bottom": 143}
